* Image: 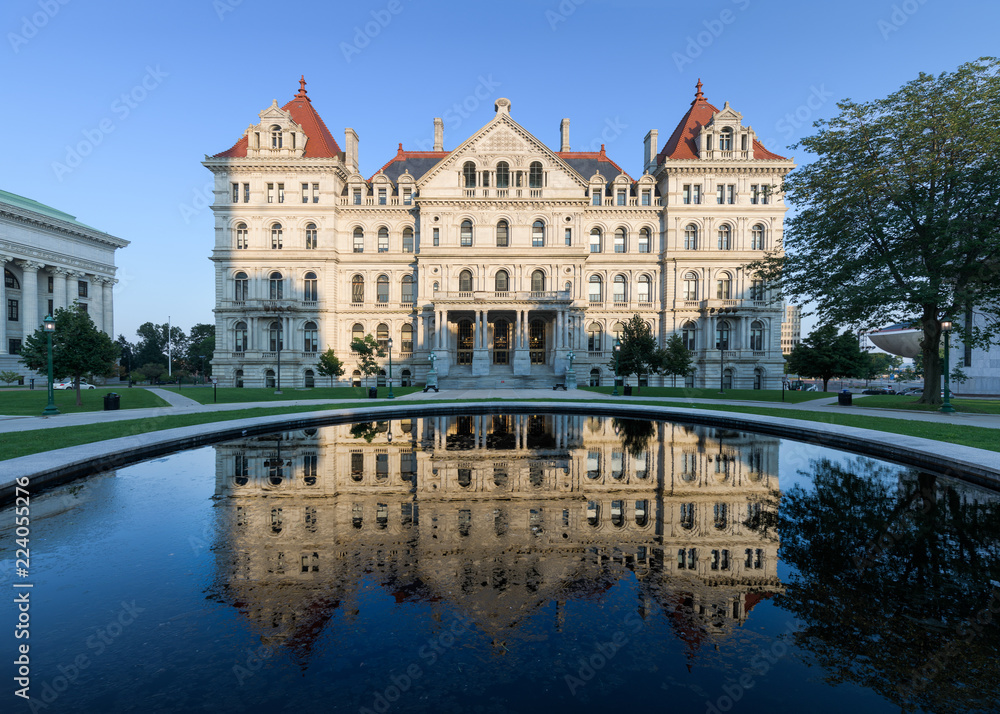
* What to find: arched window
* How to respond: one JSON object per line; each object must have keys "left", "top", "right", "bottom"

{"left": 234, "top": 271, "right": 248, "bottom": 301}
{"left": 401, "top": 275, "right": 414, "bottom": 303}
{"left": 270, "top": 223, "right": 283, "bottom": 249}
{"left": 234, "top": 321, "right": 247, "bottom": 352}
{"left": 496, "top": 220, "right": 509, "bottom": 247}
{"left": 303, "top": 321, "right": 318, "bottom": 352}
{"left": 304, "top": 369, "right": 315, "bottom": 388}
{"left": 4, "top": 269, "right": 20, "bottom": 289}
{"left": 718, "top": 225, "right": 732, "bottom": 250}
{"left": 378, "top": 226, "right": 389, "bottom": 253}
{"left": 265, "top": 369, "right": 276, "bottom": 388}
{"left": 495, "top": 270, "right": 509, "bottom": 293}
{"left": 351, "top": 370, "right": 361, "bottom": 387}
{"left": 637, "top": 275, "right": 651, "bottom": 303}
{"left": 638, "top": 227, "right": 651, "bottom": 254}
{"left": 376, "top": 275, "right": 389, "bottom": 303}
{"left": 719, "top": 127, "right": 733, "bottom": 151}
{"left": 588, "top": 275, "right": 603, "bottom": 303}
{"left": 235, "top": 369, "right": 244, "bottom": 388}
{"left": 716, "top": 320, "right": 731, "bottom": 350}
{"left": 613, "top": 275, "right": 627, "bottom": 303}
{"left": 305, "top": 222, "right": 317, "bottom": 250}
{"left": 531, "top": 270, "right": 545, "bottom": 293}
{"left": 351, "top": 323, "right": 364, "bottom": 344}
{"left": 684, "top": 224, "right": 698, "bottom": 250}
{"left": 682, "top": 321, "right": 697, "bottom": 350}
{"left": 750, "top": 278, "right": 766, "bottom": 301}
{"left": 589, "top": 369, "right": 601, "bottom": 387}
{"left": 401, "top": 324, "right": 414, "bottom": 352}
{"left": 496, "top": 162, "right": 510, "bottom": 189}
{"left": 459, "top": 269, "right": 473, "bottom": 293}
{"left": 460, "top": 220, "right": 473, "bottom": 247}
{"left": 376, "top": 323, "right": 389, "bottom": 350}
{"left": 529, "top": 161, "right": 543, "bottom": 188}
{"left": 587, "top": 323, "right": 603, "bottom": 352}
{"left": 722, "top": 368, "right": 733, "bottom": 390}
{"left": 463, "top": 161, "right": 477, "bottom": 188}
{"left": 750, "top": 321, "right": 765, "bottom": 351}
{"left": 532, "top": 220, "right": 545, "bottom": 247}
{"left": 353, "top": 227, "right": 364, "bottom": 253}
{"left": 612, "top": 321, "right": 626, "bottom": 339}
{"left": 402, "top": 227, "right": 414, "bottom": 253}
{"left": 351, "top": 275, "right": 364, "bottom": 303}
{"left": 716, "top": 272, "right": 732, "bottom": 299}
{"left": 683, "top": 272, "right": 698, "bottom": 301}
{"left": 589, "top": 227, "right": 602, "bottom": 253}
{"left": 268, "top": 271, "right": 283, "bottom": 300}
{"left": 753, "top": 367, "right": 764, "bottom": 390}
{"left": 299, "top": 272, "right": 316, "bottom": 302}
{"left": 270, "top": 125, "right": 282, "bottom": 149}
{"left": 614, "top": 227, "right": 626, "bottom": 253}
{"left": 234, "top": 222, "right": 248, "bottom": 249}
{"left": 269, "top": 321, "right": 282, "bottom": 352}
{"left": 751, "top": 224, "right": 766, "bottom": 250}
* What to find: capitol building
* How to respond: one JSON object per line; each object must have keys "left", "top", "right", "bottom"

{"left": 205, "top": 79, "right": 793, "bottom": 389}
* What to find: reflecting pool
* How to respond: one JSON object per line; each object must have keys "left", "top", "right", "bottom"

{"left": 4, "top": 414, "right": 999, "bottom": 713}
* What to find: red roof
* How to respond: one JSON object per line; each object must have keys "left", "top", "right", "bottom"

{"left": 370, "top": 143, "right": 449, "bottom": 181}
{"left": 658, "top": 79, "right": 786, "bottom": 162}
{"left": 212, "top": 77, "right": 342, "bottom": 159}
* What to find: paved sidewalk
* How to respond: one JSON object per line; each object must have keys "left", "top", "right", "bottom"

{"left": 147, "top": 387, "right": 202, "bottom": 407}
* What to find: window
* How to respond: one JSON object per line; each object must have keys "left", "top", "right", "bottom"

{"left": 8, "top": 338, "right": 21, "bottom": 355}
{"left": 232, "top": 183, "right": 239, "bottom": 203}
{"left": 727, "top": 185, "right": 735, "bottom": 204}
{"left": 353, "top": 188, "right": 362, "bottom": 205}
{"left": 234, "top": 321, "right": 247, "bottom": 352}
{"left": 683, "top": 184, "right": 691, "bottom": 204}
{"left": 589, "top": 227, "right": 602, "bottom": 253}
{"left": 376, "top": 275, "right": 389, "bottom": 303}
{"left": 715, "top": 184, "right": 735, "bottom": 204}
{"left": 638, "top": 228, "right": 650, "bottom": 253}
{"left": 376, "top": 323, "right": 389, "bottom": 351}
{"left": 750, "top": 321, "right": 765, "bottom": 351}
{"left": 277, "top": 183, "right": 284, "bottom": 203}
{"left": 304, "top": 272, "right": 318, "bottom": 301}
{"left": 495, "top": 220, "right": 509, "bottom": 247}
{"left": 351, "top": 275, "right": 364, "bottom": 303}
{"left": 682, "top": 321, "right": 696, "bottom": 350}
{"left": 267, "top": 183, "right": 274, "bottom": 203}
{"left": 378, "top": 188, "right": 387, "bottom": 205}
{"left": 271, "top": 223, "right": 283, "bottom": 250}
{"left": 460, "top": 220, "right": 473, "bottom": 247}
{"left": 234, "top": 272, "right": 248, "bottom": 301}
{"left": 495, "top": 270, "right": 509, "bottom": 293}
{"left": 235, "top": 223, "right": 248, "bottom": 249}
{"left": 496, "top": 162, "right": 510, "bottom": 189}
{"left": 565, "top": 228, "right": 572, "bottom": 246}
{"left": 638, "top": 276, "right": 651, "bottom": 303}
{"left": 750, "top": 279, "right": 765, "bottom": 301}
{"left": 7, "top": 299, "right": 18, "bottom": 321}
{"left": 751, "top": 184, "right": 770, "bottom": 204}
{"left": 305, "top": 223, "right": 317, "bottom": 250}
{"left": 529, "top": 161, "right": 543, "bottom": 188}
{"left": 692, "top": 184, "right": 701, "bottom": 204}
{"left": 402, "top": 227, "right": 414, "bottom": 253}
{"left": 641, "top": 189, "right": 651, "bottom": 206}
{"left": 588, "top": 275, "right": 602, "bottom": 303}
{"left": 717, "top": 225, "right": 732, "bottom": 250}
{"left": 270, "top": 125, "right": 282, "bottom": 148}
{"left": 616, "top": 190, "right": 626, "bottom": 206}
{"left": 751, "top": 224, "right": 765, "bottom": 250}
{"left": 268, "top": 271, "right": 283, "bottom": 300}
{"left": 46, "top": 275, "right": 53, "bottom": 292}
{"left": 402, "top": 187, "right": 412, "bottom": 205}
{"left": 78, "top": 280, "right": 88, "bottom": 298}
{"left": 613, "top": 275, "right": 627, "bottom": 303}
{"left": 378, "top": 227, "right": 389, "bottom": 253}
{"left": 683, "top": 273, "right": 698, "bottom": 301}
{"left": 614, "top": 227, "right": 626, "bottom": 253}
{"left": 719, "top": 127, "right": 733, "bottom": 151}
{"left": 312, "top": 183, "right": 319, "bottom": 203}
{"left": 716, "top": 321, "right": 730, "bottom": 350}
{"left": 269, "top": 321, "right": 282, "bottom": 352}
{"left": 459, "top": 269, "right": 473, "bottom": 293}
{"left": 401, "top": 275, "right": 414, "bottom": 303}
{"left": 532, "top": 220, "right": 545, "bottom": 247}
{"left": 243, "top": 183, "right": 250, "bottom": 203}
{"left": 353, "top": 227, "right": 364, "bottom": 253}
{"left": 592, "top": 188, "right": 602, "bottom": 206}
{"left": 432, "top": 228, "right": 439, "bottom": 246}
{"left": 301, "top": 183, "right": 309, "bottom": 203}
{"left": 352, "top": 323, "right": 364, "bottom": 344}
{"left": 529, "top": 320, "right": 545, "bottom": 363}
{"left": 463, "top": 161, "right": 477, "bottom": 188}
{"left": 457, "top": 319, "right": 474, "bottom": 364}
{"left": 716, "top": 273, "right": 732, "bottom": 299}
{"left": 401, "top": 324, "right": 414, "bottom": 352}
{"left": 304, "top": 321, "right": 318, "bottom": 352}
{"left": 684, "top": 224, "right": 698, "bottom": 250}
{"left": 531, "top": 270, "right": 545, "bottom": 293}
{"left": 589, "top": 368, "right": 601, "bottom": 386}
{"left": 717, "top": 185, "right": 725, "bottom": 205}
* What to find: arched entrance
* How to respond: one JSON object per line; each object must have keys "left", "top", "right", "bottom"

{"left": 493, "top": 318, "right": 510, "bottom": 364}
{"left": 457, "top": 319, "right": 474, "bottom": 365}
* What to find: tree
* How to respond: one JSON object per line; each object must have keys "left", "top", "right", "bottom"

{"left": 19, "top": 307, "right": 119, "bottom": 406}
{"left": 116, "top": 334, "right": 135, "bottom": 379}
{"left": 135, "top": 362, "right": 166, "bottom": 384}
{"left": 186, "top": 323, "right": 215, "bottom": 377}
{"left": 350, "top": 335, "right": 385, "bottom": 388}
{"left": 786, "top": 324, "right": 867, "bottom": 391}
{"left": 753, "top": 58, "right": 1000, "bottom": 405}
{"left": 656, "top": 333, "right": 694, "bottom": 387}
{"left": 0, "top": 370, "right": 21, "bottom": 386}
{"left": 862, "top": 352, "right": 904, "bottom": 384}
{"left": 316, "top": 348, "right": 346, "bottom": 387}
{"left": 608, "top": 315, "right": 657, "bottom": 393}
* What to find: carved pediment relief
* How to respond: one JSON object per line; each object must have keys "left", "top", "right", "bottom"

{"left": 246, "top": 101, "right": 307, "bottom": 159}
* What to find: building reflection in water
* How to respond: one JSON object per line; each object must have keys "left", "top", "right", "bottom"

{"left": 210, "top": 415, "right": 781, "bottom": 659}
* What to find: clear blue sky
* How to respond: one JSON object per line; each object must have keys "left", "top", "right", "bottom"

{"left": 4, "top": 0, "right": 998, "bottom": 340}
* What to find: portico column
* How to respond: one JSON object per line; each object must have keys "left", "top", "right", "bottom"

{"left": 53, "top": 268, "right": 69, "bottom": 312}
{"left": 103, "top": 278, "right": 116, "bottom": 337}
{"left": 19, "top": 261, "right": 43, "bottom": 338}
{"left": 514, "top": 310, "right": 521, "bottom": 350}
{"left": 0, "top": 255, "right": 8, "bottom": 353}
{"left": 91, "top": 277, "right": 104, "bottom": 334}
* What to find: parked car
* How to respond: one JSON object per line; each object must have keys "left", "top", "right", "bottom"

{"left": 861, "top": 387, "right": 896, "bottom": 395}
{"left": 898, "top": 387, "right": 924, "bottom": 396}
{"left": 53, "top": 380, "right": 96, "bottom": 390}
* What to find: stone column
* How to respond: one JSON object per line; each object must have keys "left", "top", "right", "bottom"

{"left": 0, "top": 254, "right": 8, "bottom": 353}
{"left": 91, "top": 277, "right": 104, "bottom": 333}
{"left": 19, "top": 261, "right": 43, "bottom": 337}
{"left": 53, "top": 268, "right": 69, "bottom": 313}
{"left": 514, "top": 310, "right": 521, "bottom": 350}
{"left": 102, "top": 278, "right": 116, "bottom": 337}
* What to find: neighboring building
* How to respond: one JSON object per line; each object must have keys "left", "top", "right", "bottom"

{"left": 205, "top": 79, "right": 794, "bottom": 389}
{"left": 0, "top": 190, "right": 128, "bottom": 379}
{"left": 781, "top": 303, "right": 801, "bottom": 355}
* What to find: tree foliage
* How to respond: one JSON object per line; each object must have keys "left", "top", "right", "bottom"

{"left": 608, "top": 315, "right": 657, "bottom": 392}
{"left": 350, "top": 335, "right": 385, "bottom": 388}
{"left": 785, "top": 324, "right": 866, "bottom": 391}
{"left": 0, "top": 370, "right": 21, "bottom": 386}
{"left": 186, "top": 323, "right": 215, "bottom": 376}
{"left": 657, "top": 333, "right": 694, "bottom": 387}
{"left": 316, "top": 348, "right": 346, "bottom": 387}
{"left": 862, "top": 352, "right": 904, "bottom": 383}
{"left": 753, "top": 58, "right": 1000, "bottom": 405}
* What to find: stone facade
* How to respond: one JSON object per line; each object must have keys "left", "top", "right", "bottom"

{"left": 781, "top": 303, "right": 802, "bottom": 355}
{"left": 0, "top": 189, "right": 128, "bottom": 379}
{"left": 205, "top": 79, "right": 793, "bottom": 389}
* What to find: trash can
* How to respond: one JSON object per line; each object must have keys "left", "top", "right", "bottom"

{"left": 838, "top": 390, "right": 852, "bottom": 406}
{"left": 103, "top": 392, "right": 121, "bottom": 411}
{"left": 29, "top": 378, "right": 35, "bottom": 390}
{"left": 368, "top": 387, "right": 378, "bottom": 399}
{"left": 624, "top": 385, "right": 633, "bottom": 396}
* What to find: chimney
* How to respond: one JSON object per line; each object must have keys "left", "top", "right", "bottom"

{"left": 644, "top": 129, "right": 658, "bottom": 171}
{"left": 560, "top": 118, "right": 571, "bottom": 152}
{"left": 433, "top": 118, "right": 444, "bottom": 152}
{"left": 344, "top": 128, "right": 359, "bottom": 173}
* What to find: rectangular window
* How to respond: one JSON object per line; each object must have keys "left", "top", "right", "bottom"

{"left": 312, "top": 183, "right": 319, "bottom": 203}
{"left": 78, "top": 302, "right": 87, "bottom": 314}
{"left": 378, "top": 188, "right": 387, "bottom": 205}
{"left": 692, "top": 184, "right": 701, "bottom": 204}
{"left": 47, "top": 299, "right": 53, "bottom": 315}
{"left": 616, "top": 190, "right": 626, "bottom": 206}
{"left": 433, "top": 228, "right": 440, "bottom": 247}
{"left": 277, "top": 183, "right": 284, "bottom": 203}
{"left": 378, "top": 232, "right": 389, "bottom": 252}
{"left": 592, "top": 190, "right": 601, "bottom": 206}
{"left": 641, "top": 190, "right": 651, "bottom": 206}
{"left": 267, "top": 183, "right": 274, "bottom": 203}
{"left": 727, "top": 185, "right": 735, "bottom": 204}
{"left": 565, "top": 228, "right": 572, "bottom": 246}
{"left": 78, "top": 281, "right": 88, "bottom": 298}
{"left": 233, "top": 183, "right": 239, "bottom": 203}
{"left": 7, "top": 299, "right": 18, "bottom": 321}
{"left": 302, "top": 183, "right": 309, "bottom": 203}
{"left": 750, "top": 185, "right": 759, "bottom": 204}
{"left": 683, "top": 184, "right": 691, "bottom": 204}
{"left": 717, "top": 185, "right": 725, "bottom": 204}
{"left": 47, "top": 276, "right": 53, "bottom": 293}
{"left": 9, "top": 339, "right": 21, "bottom": 355}
{"left": 403, "top": 188, "right": 412, "bottom": 205}
{"left": 243, "top": 183, "right": 250, "bottom": 202}
{"left": 353, "top": 189, "right": 362, "bottom": 205}
{"left": 353, "top": 233, "right": 363, "bottom": 253}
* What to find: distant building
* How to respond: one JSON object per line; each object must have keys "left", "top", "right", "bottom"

{"left": 780, "top": 303, "right": 801, "bottom": 355}
{"left": 0, "top": 189, "right": 128, "bottom": 379}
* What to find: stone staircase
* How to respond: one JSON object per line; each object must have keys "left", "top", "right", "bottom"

{"left": 437, "top": 365, "right": 562, "bottom": 390}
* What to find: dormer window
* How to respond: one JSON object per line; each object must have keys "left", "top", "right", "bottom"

{"left": 463, "top": 162, "right": 477, "bottom": 188}
{"left": 529, "top": 162, "right": 543, "bottom": 189}
{"left": 719, "top": 127, "right": 733, "bottom": 151}
{"left": 496, "top": 162, "right": 510, "bottom": 189}
{"left": 270, "top": 125, "right": 282, "bottom": 149}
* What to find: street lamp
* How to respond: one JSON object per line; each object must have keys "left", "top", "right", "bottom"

{"left": 940, "top": 321, "right": 955, "bottom": 414}
{"left": 387, "top": 337, "right": 395, "bottom": 399}
{"left": 612, "top": 338, "right": 621, "bottom": 396}
{"left": 42, "top": 314, "right": 59, "bottom": 416}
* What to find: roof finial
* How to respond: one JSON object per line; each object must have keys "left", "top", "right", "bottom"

{"left": 693, "top": 78, "right": 705, "bottom": 104}
{"left": 296, "top": 75, "right": 308, "bottom": 100}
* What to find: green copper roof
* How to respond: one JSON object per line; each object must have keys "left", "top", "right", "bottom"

{"left": 0, "top": 189, "right": 98, "bottom": 231}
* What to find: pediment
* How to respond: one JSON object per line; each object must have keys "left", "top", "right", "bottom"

{"left": 710, "top": 102, "right": 743, "bottom": 127}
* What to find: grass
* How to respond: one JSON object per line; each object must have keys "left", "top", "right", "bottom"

{"left": 0, "top": 387, "right": 168, "bottom": 416}
{"left": 160, "top": 385, "right": 424, "bottom": 404}
{"left": 580, "top": 386, "right": 832, "bottom": 403}
{"left": 852, "top": 394, "right": 1000, "bottom": 415}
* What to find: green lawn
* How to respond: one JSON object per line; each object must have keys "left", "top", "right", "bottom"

{"left": 580, "top": 386, "right": 831, "bottom": 403}
{"left": 162, "top": 385, "right": 424, "bottom": 404}
{"left": 0, "top": 387, "right": 168, "bottom": 416}
{"left": 852, "top": 394, "right": 1000, "bottom": 415}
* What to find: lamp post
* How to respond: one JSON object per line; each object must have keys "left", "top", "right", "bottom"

{"left": 42, "top": 314, "right": 59, "bottom": 416}
{"left": 612, "top": 338, "right": 621, "bottom": 396}
{"left": 940, "top": 321, "right": 955, "bottom": 413}
{"left": 387, "top": 337, "right": 395, "bottom": 399}
{"left": 275, "top": 329, "right": 283, "bottom": 395}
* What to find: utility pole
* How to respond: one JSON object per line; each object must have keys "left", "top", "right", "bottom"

{"left": 167, "top": 315, "right": 172, "bottom": 377}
